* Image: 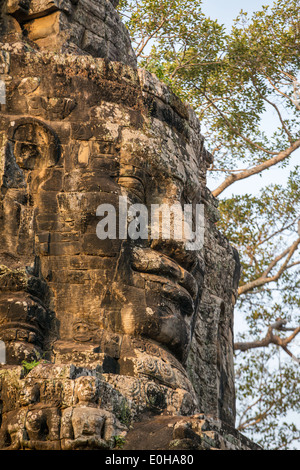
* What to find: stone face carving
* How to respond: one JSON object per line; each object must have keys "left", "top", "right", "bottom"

{"left": 0, "top": 118, "right": 59, "bottom": 365}
{"left": 0, "top": 366, "right": 126, "bottom": 449}
{"left": 0, "top": 0, "right": 248, "bottom": 451}
{"left": 60, "top": 376, "right": 118, "bottom": 450}
{"left": 0, "top": 380, "right": 62, "bottom": 450}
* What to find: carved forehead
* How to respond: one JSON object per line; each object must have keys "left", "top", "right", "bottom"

{"left": 75, "top": 376, "right": 99, "bottom": 395}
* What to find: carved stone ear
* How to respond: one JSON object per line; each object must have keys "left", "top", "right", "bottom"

{"left": 2, "top": 140, "right": 26, "bottom": 189}
{"left": 8, "top": 118, "right": 61, "bottom": 170}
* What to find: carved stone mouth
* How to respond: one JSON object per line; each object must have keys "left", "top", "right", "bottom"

{"left": 141, "top": 273, "right": 195, "bottom": 316}
{"left": 131, "top": 247, "right": 198, "bottom": 315}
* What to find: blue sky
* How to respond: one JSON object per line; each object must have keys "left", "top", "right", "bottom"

{"left": 202, "top": 0, "right": 271, "bottom": 31}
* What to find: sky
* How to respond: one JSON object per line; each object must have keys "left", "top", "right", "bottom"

{"left": 202, "top": 0, "right": 271, "bottom": 30}
{"left": 201, "top": 0, "right": 299, "bottom": 198}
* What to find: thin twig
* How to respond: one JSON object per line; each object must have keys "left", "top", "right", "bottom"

{"left": 238, "top": 237, "right": 300, "bottom": 295}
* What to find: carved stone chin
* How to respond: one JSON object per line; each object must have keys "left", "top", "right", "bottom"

{"left": 0, "top": 0, "right": 260, "bottom": 452}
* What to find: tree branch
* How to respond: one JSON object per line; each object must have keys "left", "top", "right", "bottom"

{"left": 237, "top": 395, "right": 264, "bottom": 431}
{"left": 265, "top": 74, "right": 298, "bottom": 109}
{"left": 234, "top": 319, "right": 300, "bottom": 364}
{"left": 261, "top": 246, "right": 293, "bottom": 278}
{"left": 238, "top": 237, "right": 300, "bottom": 295}
{"left": 237, "top": 401, "right": 275, "bottom": 431}
{"left": 251, "top": 78, "right": 294, "bottom": 143}
{"left": 201, "top": 90, "right": 278, "bottom": 158}
{"left": 135, "top": 16, "right": 168, "bottom": 58}
{"left": 256, "top": 219, "right": 298, "bottom": 248}
{"left": 212, "top": 138, "right": 300, "bottom": 197}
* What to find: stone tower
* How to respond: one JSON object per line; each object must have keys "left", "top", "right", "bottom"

{"left": 0, "top": 0, "right": 259, "bottom": 450}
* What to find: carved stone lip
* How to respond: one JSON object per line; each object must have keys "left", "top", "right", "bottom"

{"left": 138, "top": 272, "right": 195, "bottom": 315}
{"left": 131, "top": 247, "right": 198, "bottom": 302}
{"left": 131, "top": 247, "right": 197, "bottom": 316}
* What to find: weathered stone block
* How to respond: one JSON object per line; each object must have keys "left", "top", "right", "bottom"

{"left": 81, "top": 30, "right": 107, "bottom": 58}
{"left": 23, "top": 11, "right": 68, "bottom": 40}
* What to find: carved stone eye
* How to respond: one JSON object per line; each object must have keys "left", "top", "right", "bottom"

{"left": 76, "top": 324, "right": 88, "bottom": 333}
{"left": 117, "top": 176, "right": 145, "bottom": 203}
{"left": 72, "top": 321, "right": 93, "bottom": 342}
{"left": 116, "top": 165, "right": 146, "bottom": 203}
